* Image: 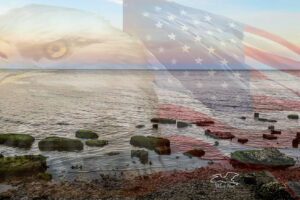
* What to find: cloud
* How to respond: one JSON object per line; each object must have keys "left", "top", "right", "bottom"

{"left": 107, "top": 0, "right": 123, "bottom": 5}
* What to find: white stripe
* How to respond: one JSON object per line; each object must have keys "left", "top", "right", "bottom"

{"left": 244, "top": 32, "right": 300, "bottom": 62}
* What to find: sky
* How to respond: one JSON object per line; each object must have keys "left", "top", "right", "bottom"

{"left": 0, "top": 0, "right": 299, "bottom": 46}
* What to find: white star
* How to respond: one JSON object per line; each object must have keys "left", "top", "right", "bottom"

{"left": 220, "top": 59, "right": 228, "bottom": 66}
{"left": 206, "top": 31, "right": 213, "bottom": 35}
{"left": 236, "top": 95, "right": 241, "bottom": 102}
{"left": 208, "top": 70, "right": 216, "bottom": 77}
{"left": 204, "top": 15, "right": 212, "bottom": 22}
{"left": 168, "top": 33, "right": 176, "bottom": 40}
{"left": 171, "top": 59, "right": 177, "bottom": 65}
{"left": 155, "top": 6, "right": 162, "bottom": 11}
{"left": 156, "top": 21, "right": 163, "bottom": 28}
{"left": 230, "top": 38, "right": 237, "bottom": 44}
{"left": 181, "top": 25, "right": 189, "bottom": 31}
{"left": 146, "top": 35, "right": 152, "bottom": 41}
{"left": 180, "top": 10, "right": 186, "bottom": 15}
{"left": 233, "top": 72, "right": 241, "bottom": 78}
{"left": 220, "top": 41, "right": 226, "bottom": 47}
{"left": 168, "top": 15, "right": 175, "bottom": 21}
{"left": 193, "top": 20, "right": 200, "bottom": 25}
{"left": 221, "top": 82, "right": 228, "bottom": 89}
{"left": 195, "top": 35, "right": 202, "bottom": 42}
{"left": 196, "top": 81, "right": 203, "bottom": 88}
{"left": 208, "top": 47, "right": 215, "bottom": 54}
{"left": 229, "top": 22, "right": 236, "bottom": 28}
{"left": 195, "top": 58, "right": 203, "bottom": 64}
{"left": 217, "top": 28, "right": 223, "bottom": 33}
{"left": 143, "top": 12, "right": 149, "bottom": 17}
{"left": 184, "top": 71, "right": 189, "bottom": 77}
{"left": 158, "top": 47, "right": 164, "bottom": 53}
{"left": 182, "top": 45, "right": 191, "bottom": 53}
{"left": 168, "top": 78, "right": 173, "bottom": 83}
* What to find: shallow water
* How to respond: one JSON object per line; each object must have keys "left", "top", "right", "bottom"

{"left": 0, "top": 70, "right": 299, "bottom": 180}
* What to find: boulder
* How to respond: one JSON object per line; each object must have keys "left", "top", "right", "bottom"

{"left": 240, "top": 116, "right": 247, "bottom": 120}
{"left": 135, "top": 125, "right": 145, "bottom": 129}
{"left": 38, "top": 137, "right": 83, "bottom": 151}
{"left": 292, "top": 139, "right": 299, "bottom": 148}
{"left": 106, "top": 152, "right": 120, "bottom": 156}
{"left": 205, "top": 130, "right": 235, "bottom": 140}
{"left": 183, "top": 149, "right": 205, "bottom": 158}
{"left": 152, "top": 124, "right": 158, "bottom": 129}
{"left": 254, "top": 113, "right": 259, "bottom": 118}
{"left": 177, "top": 121, "right": 189, "bottom": 128}
{"left": 238, "top": 138, "right": 248, "bottom": 144}
{"left": 130, "top": 136, "right": 171, "bottom": 155}
{"left": 131, "top": 150, "right": 148, "bottom": 164}
{"left": 37, "top": 172, "right": 52, "bottom": 181}
{"left": 288, "top": 114, "right": 299, "bottom": 120}
{"left": 257, "top": 181, "right": 295, "bottom": 200}
{"left": 0, "top": 155, "right": 47, "bottom": 178}
{"left": 0, "top": 134, "right": 35, "bottom": 149}
{"left": 75, "top": 130, "right": 98, "bottom": 139}
{"left": 271, "top": 130, "right": 281, "bottom": 135}
{"left": 150, "top": 118, "right": 176, "bottom": 124}
{"left": 231, "top": 148, "right": 295, "bottom": 167}
{"left": 195, "top": 120, "right": 214, "bottom": 126}
{"left": 86, "top": 140, "right": 108, "bottom": 147}
{"left": 268, "top": 125, "right": 275, "bottom": 130}
{"left": 263, "top": 134, "right": 277, "bottom": 140}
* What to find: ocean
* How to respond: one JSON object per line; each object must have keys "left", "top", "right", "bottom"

{"left": 0, "top": 70, "right": 299, "bottom": 181}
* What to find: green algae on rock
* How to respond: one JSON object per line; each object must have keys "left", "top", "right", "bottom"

{"left": 130, "top": 136, "right": 171, "bottom": 155}
{"left": 231, "top": 148, "right": 295, "bottom": 167}
{"left": 38, "top": 137, "right": 83, "bottom": 152}
{"left": 0, "top": 134, "right": 35, "bottom": 149}
{"left": 86, "top": 140, "right": 108, "bottom": 147}
{"left": 288, "top": 114, "right": 299, "bottom": 120}
{"left": 131, "top": 150, "right": 148, "bottom": 164}
{"left": 183, "top": 149, "right": 205, "bottom": 158}
{"left": 37, "top": 172, "right": 52, "bottom": 181}
{"left": 0, "top": 155, "right": 47, "bottom": 178}
{"left": 75, "top": 130, "right": 98, "bottom": 139}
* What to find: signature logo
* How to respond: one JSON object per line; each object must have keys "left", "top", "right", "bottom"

{"left": 210, "top": 172, "right": 240, "bottom": 189}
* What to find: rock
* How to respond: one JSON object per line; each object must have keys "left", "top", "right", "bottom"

{"left": 0, "top": 155, "right": 47, "bottom": 178}
{"left": 263, "top": 134, "right": 277, "bottom": 140}
{"left": 37, "top": 172, "right": 52, "bottom": 181}
{"left": 152, "top": 124, "right": 158, "bottom": 129}
{"left": 135, "top": 125, "right": 145, "bottom": 129}
{"left": 75, "top": 130, "right": 98, "bottom": 139}
{"left": 258, "top": 118, "right": 268, "bottom": 122}
{"left": 130, "top": 136, "right": 171, "bottom": 155}
{"left": 238, "top": 138, "right": 248, "bottom": 144}
{"left": 240, "top": 116, "right": 247, "bottom": 120}
{"left": 86, "top": 140, "right": 108, "bottom": 147}
{"left": 195, "top": 120, "right": 214, "bottom": 126}
{"left": 183, "top": 149, "right": 205, "bottom": 158}
{"left": 288, "top": 114, "right": 299, "bottom": 120}
{"left": 0, "top": 134, "right": 35, "bottom": 149}
{"left": 106, "top": 152, "right": 120, "bottom": 156}
{"left": 131, "top": 150, "right": 148, "bottom": 164}
{"left": 214, "top": 141, "right": 219, "bottom": 146}
{"left": 297, "top": 132, "right": 300, "bottom": 139}
{"left": 0, "top": 154, "right": 3, "bottom": 158}
{"left": 176, "top": 121, "right": 189, "bottom": 128}
{"left": 231, "top": 148, "right": 295, "bottom": 167}
{"left": 292, "top": 139, "right": 299, "bottom": 148}
{"left": 205, "top": 130, "right": 235, "bottom": 140}
{"left": 268, "top": 125, "right": 275, "bottom": 130}
{"left": 271, "top": 130, "right": 281, "bottom": 135}
{"left": 257, "top": 181, "right": 295, "bottom": 200}
{"left": 38, "top": 137, "right": 84, "bottom": 151}
{"left": 254, "top": 113, "right": 259, "bottom": 118}
{"left": 150, "top": 118, "right": 176, "bottom": 124}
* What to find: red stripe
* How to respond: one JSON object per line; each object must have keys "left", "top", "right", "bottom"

{"left": 158, "top": 104, "right": 299, "bottom": 149}
{"left": 245, "top": 45, "right": 300, "bottom": 71}
{"left": 253, "top": 95, "right": 300, "bottom": 112}
{"left": 245, "top": 25, "right": 300, "bottom": 56}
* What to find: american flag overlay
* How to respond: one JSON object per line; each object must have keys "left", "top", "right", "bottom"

{"left": 124, "top": 0, "right": 300, "bottom": 197}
